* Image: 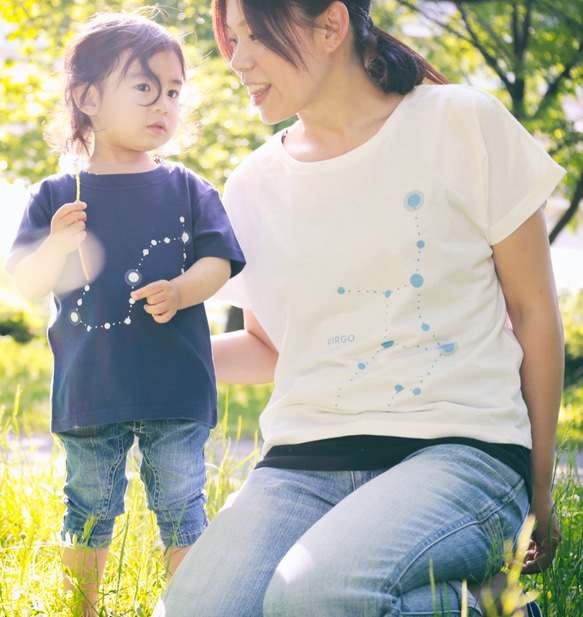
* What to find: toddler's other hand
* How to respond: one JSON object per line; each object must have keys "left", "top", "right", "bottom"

{"left": 132, "top": 280, "right": 179, "bottom": 323}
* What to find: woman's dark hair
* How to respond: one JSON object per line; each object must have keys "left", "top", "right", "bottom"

{"left": 212, "top": 0, "right": 448, "bottom": 94}
{"left": 56, "top": 10, "right": 186, "bottom": 156}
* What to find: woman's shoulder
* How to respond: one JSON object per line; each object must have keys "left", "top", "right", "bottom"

{"left": 226, "top": 129, "right": 288, "bottom": 185}
{"left": 412, "top": 83, "right": 507, "bottom": 115}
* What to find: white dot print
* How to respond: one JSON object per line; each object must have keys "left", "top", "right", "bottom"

{"left": 125, "top": 270, "right": 142, "bottom": 286}
{"left": 67, "top": 216, "right": 189, "bottom": 332}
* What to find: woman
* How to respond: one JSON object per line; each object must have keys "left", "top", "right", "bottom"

{"left": 155, "top": 1, "right": 564, "bottom": 615}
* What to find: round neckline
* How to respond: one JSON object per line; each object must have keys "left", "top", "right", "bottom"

{"left": 77, "top": 159, "right": 173, "bottom": 188}
{"left": 275, "top": 87, "right": 416, "bottom": 169}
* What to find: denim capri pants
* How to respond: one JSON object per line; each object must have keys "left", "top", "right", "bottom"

{"left": 56, "top": 419, "right": 210, "bottom": 549}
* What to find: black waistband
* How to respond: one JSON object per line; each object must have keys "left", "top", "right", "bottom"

{"left": 256, "top": 435, "right": 532, "bottom": 498}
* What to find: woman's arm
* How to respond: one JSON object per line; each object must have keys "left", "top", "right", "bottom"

{"left": 212, "top": 309, "right": 278, "bottom": 385}
{"left": 492, "top": 205, "right": 564, "bottom": 573}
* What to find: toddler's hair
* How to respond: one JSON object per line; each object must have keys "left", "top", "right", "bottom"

{"left": 52, "top": 10, "right": 186, "bottom": 156}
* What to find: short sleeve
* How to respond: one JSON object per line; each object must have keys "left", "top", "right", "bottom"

{"left": 5, "top": 186, "right": 52, "bottom": 274}
{"left": 475, "top": 93, "right": 565, "bottom": 245}
{"left": 189, "top": 178, "right": 245, "bottom": 278}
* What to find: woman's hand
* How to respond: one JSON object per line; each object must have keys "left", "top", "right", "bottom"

{"left": 522, "top": 490, "right": 562, "bottom": 573}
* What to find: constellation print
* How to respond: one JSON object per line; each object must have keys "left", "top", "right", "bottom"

{"left": 67, "top": 216, "right": 192, "bottom": 331}
{"left": 334, "top": 190, "right": 458, "bottom": 408}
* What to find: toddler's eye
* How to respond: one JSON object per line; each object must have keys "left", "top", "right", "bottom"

{"left": 136, "top": 83, "right": 151, "bottom": 92}
{"left": 168, "top": 89, "right": 181, "bottom": 100}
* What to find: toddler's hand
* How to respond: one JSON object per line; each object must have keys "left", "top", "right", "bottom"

{"left": 50, "top": 201, "right": 87, "bottom": 255}
{"left": 132, "top": 280, "right": 179, "bottom": 323}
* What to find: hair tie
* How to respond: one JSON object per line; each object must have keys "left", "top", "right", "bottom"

{"left": 352, "top": 5, "right": 374, "bottom": 34}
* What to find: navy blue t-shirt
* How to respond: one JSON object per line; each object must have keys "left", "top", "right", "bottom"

{"left": 8, "top": 161, "right": 245, "bottom": 432}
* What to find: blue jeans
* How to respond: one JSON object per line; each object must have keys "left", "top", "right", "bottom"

{"left": 57, "top": 419, "right": 210, "bottom": 548}
{"left": 154, "top": 444, "right": 529, "bottom": 617}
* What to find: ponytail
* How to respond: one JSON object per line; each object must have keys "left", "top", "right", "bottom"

{"left": 212, "top": 0, "right": 448, "bottom": 93}
{"left": 348, "top": 4, "right": 448, "bottom": 94}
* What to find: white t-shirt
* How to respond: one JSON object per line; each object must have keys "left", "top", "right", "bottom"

{"left": 219, "top": 84, "right": 565, "bottom": 454}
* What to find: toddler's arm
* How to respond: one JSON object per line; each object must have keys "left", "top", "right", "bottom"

{"left": 131, "top": 256, "right": 231, "bottom": 324}
{"left": 13, "top": 201, "right": 88, "bottom": 300}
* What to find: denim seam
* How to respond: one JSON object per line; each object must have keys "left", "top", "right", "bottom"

{"left": 380, "top": 457, "right": 526, "bottom": 603}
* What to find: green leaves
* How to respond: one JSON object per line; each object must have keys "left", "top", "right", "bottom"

{"left": 387, "top": 0, "right": 583, "bottom": 239}
{"left": 1, "top": 0, "right": 582, "bottom": 235}
{"left": 0, "top": 0, "right": 265, "bottom": 192}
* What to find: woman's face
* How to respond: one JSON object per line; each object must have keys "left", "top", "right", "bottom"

{"left": 225, "top": 0, "right": 327, "bottom": 125}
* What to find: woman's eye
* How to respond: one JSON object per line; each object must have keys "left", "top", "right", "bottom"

{"left": 136, "top": 83, "right": 151, "bottom": 92}
{"left": 168, "top": 89, "right": 180, "bottom": 99}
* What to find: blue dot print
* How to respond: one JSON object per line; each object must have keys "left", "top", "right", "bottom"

{"left": 405, "top": 190, "right": 424, "bottom": 211}
{"left": 410, "top": 274, "right": 424, "bottom": 288}
{"left": 332, "top": 188, "right": 459, "bottom": 409}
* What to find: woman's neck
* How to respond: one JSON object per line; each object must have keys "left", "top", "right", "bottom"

{"left": 283, "top": 70, "right": 404, "bottom": 163}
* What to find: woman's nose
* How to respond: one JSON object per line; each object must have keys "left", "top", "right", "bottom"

{"left": 230, "top": 41, "right": 253, "bottom": 74}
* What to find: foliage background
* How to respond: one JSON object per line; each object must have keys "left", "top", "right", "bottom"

{"left": 1, "top": 0, "right": 582, "bottom": 426}
{"left": 0, "top": 0, "right": 582, "bottom": 234}
{"left": 0, "top": 4, "right": 582, "bottom": 615}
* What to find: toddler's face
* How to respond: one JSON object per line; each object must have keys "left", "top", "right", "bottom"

{"left": 90, "top": 49, "right": 183, "bottom": 156}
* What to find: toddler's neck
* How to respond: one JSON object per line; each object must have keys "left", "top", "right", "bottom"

{"left": 86, "top": 155, "right": 159, "bottom": 175}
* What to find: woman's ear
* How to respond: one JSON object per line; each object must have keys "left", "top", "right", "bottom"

{"left": 319, "top": 1, "right": 350, "bottom": 52}
{"left": 72, "top": 84, "right": 100, "bottom": 117}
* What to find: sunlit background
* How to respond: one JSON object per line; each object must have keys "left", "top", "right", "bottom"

{"left": 3, "top": 177, "right": 582, "bottom": 298}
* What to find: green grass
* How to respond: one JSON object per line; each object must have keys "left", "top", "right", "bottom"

{"left": 0, "top": 409, "right": 261, "bottom": 617}
{"left": 0, "top": 284, "right": 581, "bottom": 615}
{"left": 0, "top": 336, "right": 53, "bottom": 432}
{"left": 558, "top": 386, "right": 583, "bottom": 448}
{"left": 529, "top": 447, "right": 583, "bottom": 617}
{"left": 1, "top": 412, "right": 581, "bottom": 616}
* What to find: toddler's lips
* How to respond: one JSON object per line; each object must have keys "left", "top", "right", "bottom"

{"left": 148, "top": 123, "right": 166, "bottom": 135}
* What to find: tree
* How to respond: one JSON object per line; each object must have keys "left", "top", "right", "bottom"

{"left": 383, "top": 0, "right": 583, "bottom": 242}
